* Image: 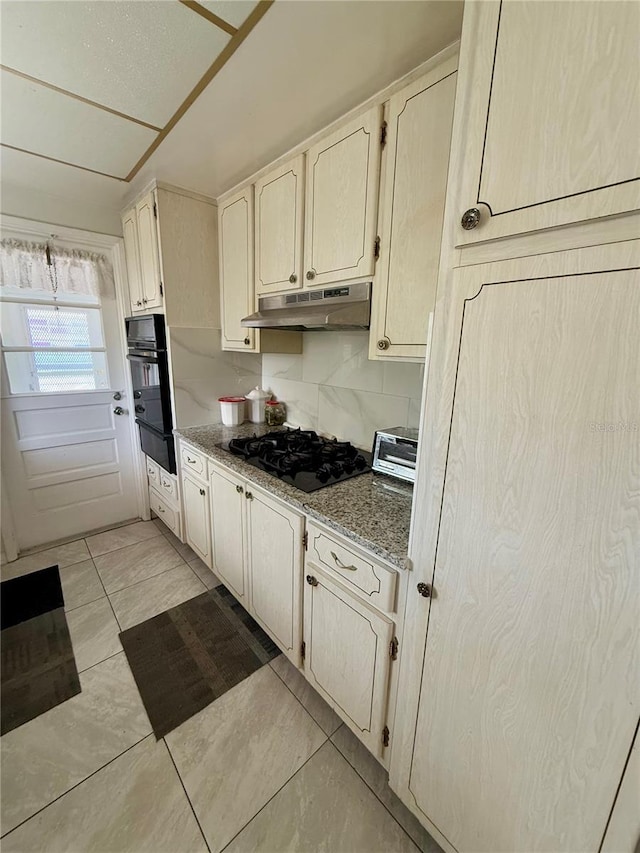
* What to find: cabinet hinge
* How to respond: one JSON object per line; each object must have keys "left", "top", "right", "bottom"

{"left": 389, "top": 636, "right": 398, "bottom": 661}
{"left": 374, "top": 236, "right": 381, "bottom": 261}
{"left": 301, "top": 640, "right": 306, "bottom": 661}
{"left": 303, "top": 530, "right": 308, "bottom": 551}
{"left": 382, "top": 725, "right": 390, "bottom": 748}
{"left": 159, "top": 281, "right": 163, "bottom": 297}
{"left": 153, "top": 201, "right": 158, "bottom": 219}
{"left": 380, "top": 121, "right": 387, "bottom": 148}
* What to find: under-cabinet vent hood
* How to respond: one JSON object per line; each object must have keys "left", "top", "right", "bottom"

{"left": 241, "top": 282, "right": 371, "bottom": 331}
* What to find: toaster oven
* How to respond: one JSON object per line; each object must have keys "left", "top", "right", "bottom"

{"left": 372, "top": 427, "right": 419, "bottom": 483}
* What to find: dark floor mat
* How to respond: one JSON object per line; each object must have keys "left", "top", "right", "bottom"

{"left": 1, "top": 564, "right": 65, "bottom": 629}
{"left": 1, "top": 602, "right": 81, "bottom": 735}
{"left": 119, "top": 584, "right": 280, "bottom": 739}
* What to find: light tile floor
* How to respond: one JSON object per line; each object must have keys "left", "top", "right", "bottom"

{"left": 1, "top": 519, "right": 441, "bottom": 853}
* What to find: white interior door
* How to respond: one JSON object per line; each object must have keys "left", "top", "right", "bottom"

{"left": 0, "top": 233, "right": 139, "bottom": 552}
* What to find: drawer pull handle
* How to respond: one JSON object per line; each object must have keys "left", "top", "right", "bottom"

{"left": 162, "top": 481, "right": 171, "bottom": 489}
{"left": 330, "top": 551, "right": 357, "bottom": 571}
{"left": 186, "top": 455, "right": 196, "bottom": 464}
{"left": 236, "top": 484, "right": 244, "bottom": 494}
{"left": 157, "top": 506, "right": 165, "bottom": 514}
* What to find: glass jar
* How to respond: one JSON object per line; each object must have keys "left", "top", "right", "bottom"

{"left": 265, "top": 399, "right": 286, "bottom": 426}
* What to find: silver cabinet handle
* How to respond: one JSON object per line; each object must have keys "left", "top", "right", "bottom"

{"left": 186, "top": 456, "right": 196, "bottom": 464}
{"left": 330, "top": 551, "right": 357, "bottom": 571}
{"left": 157, "top": 505, "right": 165, "bottom": 514}
{"left": 162, "top": 480, "right": 171, "bottom": 490}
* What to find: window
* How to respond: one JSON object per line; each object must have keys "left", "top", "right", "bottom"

{"left": 1, "top": 299, "right": 109, "bottom": 394}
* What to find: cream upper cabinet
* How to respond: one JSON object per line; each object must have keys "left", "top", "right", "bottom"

{"left": 122, "top": 210, "right": 144, "bottom": 312}
{"left": 135, "top": 191, "right": 163, "bottom": 310}
{"left": 370, "top": 60, "right": 457, "bottom": 360}
{"left": 247, "top": 486, "right": 304, "bottom": 667}
{"left": 451, "top": 1, "right": 640, "bottom": 247}
{"left": 218, "top": 186, "right": 256, "bottom": 352}
{"left": 390, "top": 243, "right": 640, "bottom": 853}
{"left": 255, "top": 155, "right": 304, "bottom": 295}
{"left": 303, "top": 105, "right": 383, "bottom": 287}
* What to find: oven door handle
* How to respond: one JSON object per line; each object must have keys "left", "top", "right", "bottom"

{"left": 127, "top": 353, "right": 159, "bottom": 363}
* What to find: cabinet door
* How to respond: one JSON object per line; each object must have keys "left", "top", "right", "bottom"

{"left": 122, "top": 210, "right": 144, "bottom": 312}
{"left": 304, "top": 105, "right": 383, "bottom": 287}
{"left": 303, "top": 568, "right": 393, "bottom": 756}
{"left": 247, "top": 488, "right": 303, "bottom": 666}
{"left": 394, "top": 248, "right": 640, "bottom": 852}
{"left": 135, "top": 191, "right": 163, "bottom": 309}
{"left": 255, "top": 156, "right": 304, "bottom": 295}
{"left": 209, "top": 465, "right": 247, "bottom": 602}
{"left": 451, "top": 2, "right": 640, "bottom": 247}
{"left": 219, "top": 187, "right": 256, "bottom": 351}
{"left": 181, "top": 474, "right": 212, "bottom": 567}
{"left": 370, "top": 62, "right": 456, "bottom": 359}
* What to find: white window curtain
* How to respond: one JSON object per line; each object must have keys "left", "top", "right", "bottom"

{"left": 0, "top": 239, "right": 114, "bottom": 298}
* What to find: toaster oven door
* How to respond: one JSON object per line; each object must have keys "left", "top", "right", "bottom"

{"left": 373, "top": 434, "right": 417, "bottom": 481}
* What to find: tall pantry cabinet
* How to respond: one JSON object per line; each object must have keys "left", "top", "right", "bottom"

{"left": 390, "top": 3, "right": 640, "bottom": 853}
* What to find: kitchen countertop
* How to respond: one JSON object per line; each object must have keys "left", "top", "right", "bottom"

{"left": 174, "top": 423, "right": 414, "bottom": 569}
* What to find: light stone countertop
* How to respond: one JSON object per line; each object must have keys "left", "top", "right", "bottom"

{"left": 174, "top": 423, "right": 414, "bottom": 569}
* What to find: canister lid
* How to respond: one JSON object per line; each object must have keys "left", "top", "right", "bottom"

{"left": 245, "top": 386, "right": 270, "bottom": 401}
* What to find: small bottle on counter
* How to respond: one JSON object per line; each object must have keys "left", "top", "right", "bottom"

{"left": 265, "top": 399, "right": 286, "bottom": 426}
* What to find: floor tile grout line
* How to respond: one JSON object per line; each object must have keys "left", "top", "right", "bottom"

{"left": 7, "top": 519, "right": 144, "bottom": 563}
{"left": 76, "top": 648, "right": 124, "bottom": 676}
{"left": 91, "top": 553, "right": 124, "bottom": 632}
{"left": 218, "top": 737, "right": 330, "bottom": 853}
{"left": 0, "top": 733, "right": 154, "bottom": 841}
{"left": 87, "top": 529, "right": 165, "bottom": 561}
{"left": 163, "top": 738, "right": 212, "bottom": 853}
{"left": 101, "top": 556, "right": 194, "bottom": 600}
{"left": 64, "top": 592, "right": 108, "bottom": 615}
{"left": 268, "top": 659, "right": 341, "bottom": 738}
{"left": 328, "top": 731, "right": 424, "bottom": 851}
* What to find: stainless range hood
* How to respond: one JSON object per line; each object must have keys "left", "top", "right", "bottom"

{"left": 241, "top": 282, "right": 371, "bottom": 331}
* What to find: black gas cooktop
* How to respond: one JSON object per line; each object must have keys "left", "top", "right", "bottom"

{"left": 220, "top": 429, "right": 371, "bottom": 493}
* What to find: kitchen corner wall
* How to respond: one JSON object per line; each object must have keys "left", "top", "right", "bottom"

{"left": 263, "top": 332, "right": 425, "bottom": 450}
{"left": 169, "top": 327, "right": 262, "bottom": 428}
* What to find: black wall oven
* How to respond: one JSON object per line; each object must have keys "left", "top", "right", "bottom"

{"left": 125, "top": 314, "right": 176, "bottom": 473}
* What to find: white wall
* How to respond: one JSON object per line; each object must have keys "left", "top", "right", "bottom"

{"left": 262, "top": 332, "right": 424, "bottom": 450}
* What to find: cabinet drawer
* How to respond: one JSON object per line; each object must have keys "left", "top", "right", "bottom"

{"left": 146, "top": 456, "right": 160, "bottom": 486}
{"left": 307, "top": 523, "right": 397, "bottom": 613}
{"left": 149, "top": 487, "right": 180, "bottom": 537}
{"left": 158, "top": 470, "right": 178, "bottom": 503}
{"left": 180, "top": 444, "right": 208, "bottom": 480}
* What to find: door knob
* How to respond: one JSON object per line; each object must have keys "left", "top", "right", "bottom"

{"left": 199, "top": 488, "right": 205, "bottom": 496}
{"left": 236, "top": 484, "right": 244, "bottom": 494}
{"left": 417, "top": 582, "right": 432, "bottom": 598}
{"left": 377, "top": 339, "right": 390, "bottom": 351}
{"left": 306, "top": 575, "right": 318, "bottom": 587}
{"left": 113, "top": 391, "right": 122, "bottom": 400}
{"left": 245, "top": 491, "right": 253, "bottom": 500}
{"left": 461, "top": 208, "right": 481, "bottom": 230}
{"left": 289, "top": 273, "right": 297, "bottom": 283}
{"left": 244, "top": 337, "right": 251, "bottom": 346}
{"left": 113, "top": 406, "right": 125, "bottom": 416}
{"left": 306, "top": 270, "right": 315, "bottom": 281}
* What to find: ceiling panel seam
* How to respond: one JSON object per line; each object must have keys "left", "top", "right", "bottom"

{"left": 0, "top": 65, "right": 163, "bottom": 133}
{"left": 179, "top": 0, "right": 238, "bottom": 36}
{"left": 0, "top": 143, "right": 125, "bottom": 182}
{"left": 125, "top": 0, "right": 275, "bottom": 182}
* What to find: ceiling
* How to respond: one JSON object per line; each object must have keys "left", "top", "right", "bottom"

{"left": 0, "top": 0, "right": 463, "bottom": 234}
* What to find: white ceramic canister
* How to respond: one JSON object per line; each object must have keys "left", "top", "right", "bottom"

{"left": 245, "top": 387, "right": 271, "bottom": 424}
{"left": 218, "top": 396, "right": 246, "bottom": 426}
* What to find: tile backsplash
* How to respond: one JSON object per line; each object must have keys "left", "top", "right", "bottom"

{"left": 262, "top": 332, "right": 425, "bottom": 449}
{"left": 169, "top": 327, "right": 262, "bottom": 428}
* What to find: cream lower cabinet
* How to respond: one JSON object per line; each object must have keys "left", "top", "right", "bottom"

{"left": 210, "top": 463, "right": 304, "bottom": 665}
{"left": 391, "top": 243, "right": 640, "bottom": 853}
{"left": 303, "top": 522, "right": 397, "bottom": 758}
{"left": 180, "top": 446, "right": 212, "bottom": 568}
{"left": 146, "top": 456, "right": 181, "bottom": 539}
